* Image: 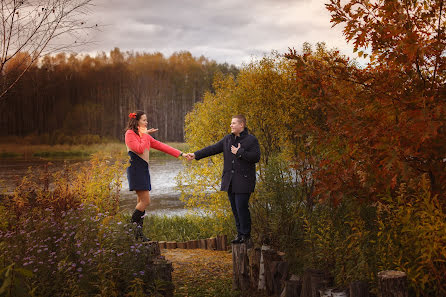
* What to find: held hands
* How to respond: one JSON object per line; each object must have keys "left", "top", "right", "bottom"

{"left": 231, "top": 143, "right": 241, "bottom": 155}
{"left": 181, "top": 144, "right": 240, "bottom": 161}
{"left": 182, "top": 153, "right": 195, "bottom": 161}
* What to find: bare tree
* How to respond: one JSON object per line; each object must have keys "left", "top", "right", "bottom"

{"left": 0, "top": 0, "right": 96, "bottom": 100}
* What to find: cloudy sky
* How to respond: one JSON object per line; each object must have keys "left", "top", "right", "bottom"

{"left": 82, "top": 0, "right": 354, "bottom": 66}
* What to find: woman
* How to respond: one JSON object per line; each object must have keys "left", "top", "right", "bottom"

{"left": 125, "top": 110, "right": 184, "bottom": 241}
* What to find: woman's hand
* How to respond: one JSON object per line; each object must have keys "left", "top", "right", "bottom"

{"left": 146, "top": 128, "right": 159, "bottom": 134}
{"left": 138, "top": 126, "right": 159, "bottom": 136}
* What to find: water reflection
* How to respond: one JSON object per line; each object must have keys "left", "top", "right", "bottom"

{"left": 120, "top": 158, "right": 186, "bottom": 215}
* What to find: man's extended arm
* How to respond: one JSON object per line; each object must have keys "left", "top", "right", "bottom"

{"left": 189, "top": 138, "right": 225, "bottom": 160}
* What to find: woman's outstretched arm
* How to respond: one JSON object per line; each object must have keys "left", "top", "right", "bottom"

{"left": 149, "top": 135, "right": 182, "bottom": 157}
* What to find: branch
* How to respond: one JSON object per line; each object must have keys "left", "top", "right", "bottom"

{"left": 0, "top": 0, "right": 95, "bottom": 100}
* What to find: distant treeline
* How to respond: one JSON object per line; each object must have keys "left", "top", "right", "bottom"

{"left": 0, "top": 48, "right": 238, "bottom": 142}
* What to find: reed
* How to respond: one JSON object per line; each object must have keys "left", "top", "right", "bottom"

{"left": 120, "top": 213, "right": 235, "bottom": 242}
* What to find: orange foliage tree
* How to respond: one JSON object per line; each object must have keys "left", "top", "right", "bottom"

{"left": 286, "top": 0, "right": 445, "bottom": 204}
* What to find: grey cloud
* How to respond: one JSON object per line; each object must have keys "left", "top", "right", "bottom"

{"left": 78, "top": 0, "right": 354, "bottom": 65}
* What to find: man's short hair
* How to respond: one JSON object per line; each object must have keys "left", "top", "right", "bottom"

{"left": 232, "top": 115, "right": 247, "bottom": 127}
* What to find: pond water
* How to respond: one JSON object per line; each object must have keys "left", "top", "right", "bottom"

{"left": 0, "top": 157, "right": 188, "bottom": 216}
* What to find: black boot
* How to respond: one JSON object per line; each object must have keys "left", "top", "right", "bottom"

{"left": 239, "top": 234, "right": 251, "bottom": 244}
{"left": 231, "top": 234, "right": 243, "bottom": 244}
{"left": 131, "top": 209, "right": 150, "bottom": 242}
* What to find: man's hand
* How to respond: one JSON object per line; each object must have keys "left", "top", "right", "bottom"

{"left": 231, "top": 143, "right": 241, "bottom": 155}
{"left": 184, "top": 153, "right": 195, "bottom": 161}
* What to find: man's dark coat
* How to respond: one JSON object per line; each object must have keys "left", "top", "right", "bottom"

{"left": 194, "top": 128, "right": 260, "bottom": 193}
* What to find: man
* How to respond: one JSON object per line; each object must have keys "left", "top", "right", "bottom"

{"left": 185, "top": 115, "right": 261, "bottom": 244}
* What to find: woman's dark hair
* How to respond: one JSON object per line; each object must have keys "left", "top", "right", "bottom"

{"left": 126, "top": 110, "right": 146, "bottom": 135}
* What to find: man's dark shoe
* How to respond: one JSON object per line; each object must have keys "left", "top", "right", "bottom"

{"left": 239, "top": 235, "right": 251, "bottom": 244}
{"left": 231, "top": 235, "right": 243, "bottom": 244}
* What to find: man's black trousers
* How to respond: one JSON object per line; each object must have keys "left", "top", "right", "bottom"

{"left": 228, "top": 191, "right": 251, "bottom": 237}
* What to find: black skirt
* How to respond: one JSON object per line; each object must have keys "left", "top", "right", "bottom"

{"left": 127, "top": 151, "right": 152, "bottom": 191}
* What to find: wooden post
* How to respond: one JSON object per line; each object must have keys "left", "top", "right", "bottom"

{"left": 300, "top": 269, "right": 312, "bottom": 297}
{"left": 331, "top": 288, "right": 348, "bottom": 297}
{"left": 378, "top": 270, "right": 408, "bottom": 297}
{"left": 143, "top": 241, "right": 161, "bottom": 258}
{"left": 258, "top": 245, "right": 272, "bottom": 291}
{"left": 311, "top": 270, "right": 330, "bottom": 297}
{"left": 222, "top": 235, "right": 228, "bottom": 250}
{"left": 350, "top": 281, "right": 369, "bottom": 297}
{"left": 319, "top": 288, "right": 333, "bottom": 297}
{"left": 280, "top": 275, "right": 302, "bottom": 297}
{"left": 300, "top": 269, "right": 330, "bottom": 297}
{"left": 219, "top": 235, "right": 227, "bottom": 250}
{"left": 206, "top": 237, "right": 217, "bottom": 250}
{"left": 248, "top": 247, "right": 261, "bottom": 289}
{"left": 216, "top": 235, "right": 228, "bottom": 250}
{"left": 199, "top": 239, "right": 207, "bottom": 249}
{"left": 262, "top": 249, "right": 284, "bottom": 295}
{"left": 166, "top": 241, "right": 177, "bottom": 249}
{"left": 216, "top": 235, "right": 222, "bottom": 250}
{"left": 177, "top": 242, "right": 187, "bottom": 249}
{"left": 272, "top": 261, "right": 289, "bottom": 295}
{"left": 186, "top": 241, "right": 194, "bottom": 249}
{"left": 158, "top": 241, "right": 167, "bottom": 249}
{"left": 150, "top": 258, "right": 174, "bottom": 297}
{"left": 232, "top": 243, "right": 250, "bottom": 291}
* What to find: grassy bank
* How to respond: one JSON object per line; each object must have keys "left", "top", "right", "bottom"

{"left": 122, "top": 213, "right": 235, "bottom": 242}
{"left": 0, "top": 142, "right": 189, "bottom": 160}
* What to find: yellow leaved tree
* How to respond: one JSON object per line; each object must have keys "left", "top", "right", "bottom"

{"left": 176, "top": 53, "right": 304, "bottom": 234}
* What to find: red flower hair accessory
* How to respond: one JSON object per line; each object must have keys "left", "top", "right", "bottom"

{"left": 128, "top": 113, "right": 137, "bottom": 119}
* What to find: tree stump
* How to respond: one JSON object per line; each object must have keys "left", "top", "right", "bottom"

{"left": 199, "top": 239, "right": 207, "bottom": 249}
{"left": 166, "top": 241, "right": 177, "bottom": 249}
{"left": 280, "top": 275, "right": 302, "bottom": 297}
{"left": 248, "top": 247, "right": 261, "bottom": 289}
{"left": 142, "top": 241, "right": 161, "bottom": 258}
{"left": 177, "top": 242, "right": 187, "bottom": 249}
{"left": 275, "top": 261, "right": 290, "bottom": 295}
{"left": 319, "top": 288, "right": 333, "bottom": 297}
{"left": 350, "top": 281, "right": 369, "bottom": 297}
{"left": 206, "top": 237, "right": 217, "bottom": 250}
{"left": 378, "top": 270, "right": 408, "bottom": 297}
{"left": 300, "top": 269, "right": 330, "bottom": 297}
{"left": 258, "top": 245, "right": 272, "bottom": 290}
{"left": 331, "top": 288, "right": 348, "bottom": 297}
{"left": 262, "top": 249, "right": 285, "bottom": 295}
{"left": 149, "top": 258, "right": 174, "bottom": 297}
{"left": 232, "top": 243, "right": 251, "bottom": 291}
